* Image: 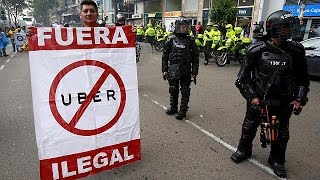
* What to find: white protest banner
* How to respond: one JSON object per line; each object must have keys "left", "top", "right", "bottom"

{"left": 28, "top": 26, "right": 141, "bottom": 180}
{"left": 14, "top": 32, "right": 27, "bottom": 46}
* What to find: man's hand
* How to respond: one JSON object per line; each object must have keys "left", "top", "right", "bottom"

{"left": 291, "top": 100, "right": 302, "bottom": 115}
{"left": 192, "top": 74, "right": 197, "bottom": 85}
{"left": 291, "top": 100, "right": 302, "bottom": 109}
{"left": 131, "top": 26, "right": 137, "bottom": 33}
{"left": 163, "top": 72, "right": 168, "bottom": 80}
{"left": 26, "top": 27, "right": 35, "bottom": 37}
{"left": 250, "top": 98, "right": 260, "bottom": 105}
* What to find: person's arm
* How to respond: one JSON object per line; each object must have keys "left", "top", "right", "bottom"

{"left": 235, "top": 42, "right": 265, "bottom": 101}
{"left": 190, "top": 38, "right": 199, "bottom": 76}
{"left": 162, "top": 38, "right": 172, "bottom": 73}
{"left": 291, "top": 42, "right": 310, "bottom": 105}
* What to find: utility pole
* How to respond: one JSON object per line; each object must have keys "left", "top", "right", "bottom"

{"left": 114, "top": 0, "right": 119, "bottom": 23}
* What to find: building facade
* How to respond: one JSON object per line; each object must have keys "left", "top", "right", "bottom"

{"left": 283, "top": 0, "right": 320, "bottom": 39}
{"left": 236, "top": 0, "right": 254, "bottom": 31}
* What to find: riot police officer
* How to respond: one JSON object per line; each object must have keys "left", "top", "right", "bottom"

{"left": 115, "top": 14, "right": 126, "bottom": 26}
{"left": 98, "top": 19, "right": 106, "bottom": 27}
{"left": 231, "top": 10, "right": 309, "bottom": 178}
{"left": 162, "top": 16, "right": 199, "bottom": 120}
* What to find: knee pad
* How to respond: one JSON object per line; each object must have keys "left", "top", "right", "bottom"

{"left": 169, "top": 86, "right": 179, "bottom": 95}
{"left": 242, "top": 118, "right": 259, "bottom": 136}
{"left": 180, "top": 87, "right": 190, "bottom": 97}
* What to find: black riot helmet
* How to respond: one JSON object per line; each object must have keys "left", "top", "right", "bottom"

{"left": 266, "top": 10, "right": 300, "bottom": 40}
{"left": 98, "top": 19, "right": 106, "bottom": 27}
{"left": 116, "top": 13, "right": 126, "bottom": 26}
{"left": 174, "top": 16, "right": 190, "bottom": 36}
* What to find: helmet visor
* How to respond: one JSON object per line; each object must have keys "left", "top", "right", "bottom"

{"left": 274, "top": 18, "right": 300, "bottom": 40}
{"left": 175, "top": 24, "right": 190, "bottom": 34}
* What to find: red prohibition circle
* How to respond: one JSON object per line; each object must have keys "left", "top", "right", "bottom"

{"left": 49, "top": 60, "right": 126, "bottom": 136}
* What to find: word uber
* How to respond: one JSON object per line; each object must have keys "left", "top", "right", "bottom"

{"left": 37, "top": 27, "right": 129, "bottom": 46}
{"left": 61, "top": 90, "right": 117, "bottom": 106}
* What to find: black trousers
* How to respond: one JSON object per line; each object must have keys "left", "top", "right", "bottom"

{"left": 146, "top": 36, "right": 155, "bottom": 47}
{"left": 204, "top": 41, "right": 213, "bottom": 61}
{"left": 238, "top": 99, "right": 292, "bottom": 164}
{"left": 168, "top": 77, "right": 191, "bottom": 112}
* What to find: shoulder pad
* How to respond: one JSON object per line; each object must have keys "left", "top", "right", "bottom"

{"left": 246, "top": 41, "right": 267, "bottom": 55}
{"left": 288, "top": 41, "right": 305, "bottom": 55}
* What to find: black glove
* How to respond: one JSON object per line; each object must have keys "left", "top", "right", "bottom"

{"left": 293, "top": 106, "right": 302, "bottom": 115}
{"left": 192, "top": 75, "right": 197, "bottom": 85}
{"left": 163, "top": 72, "right": 168, "bottom": 81}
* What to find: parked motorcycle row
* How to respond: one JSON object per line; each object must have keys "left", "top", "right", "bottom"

{"left": 137, "top": 23, "right": 253, "bottom": 67}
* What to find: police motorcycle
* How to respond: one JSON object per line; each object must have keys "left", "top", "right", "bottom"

{"left": 215, "top": 27, "right": 252, "bottom": 67}
{"left": 210, "top": 36, "right": 223, "bottom": 59}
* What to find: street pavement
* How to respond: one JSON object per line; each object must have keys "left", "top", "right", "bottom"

{"left": 0, "top": 49, "right": 319, "bottom": 180}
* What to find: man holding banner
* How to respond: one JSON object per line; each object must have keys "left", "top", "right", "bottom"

{"left": 79, "top": 0, "right": 99, "bottom": 27}
{"left": 28, "top": 1, "right": 141, "bottom": 179}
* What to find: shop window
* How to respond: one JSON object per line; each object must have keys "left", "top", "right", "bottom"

{"left": 144, "top": 0, "right": 162, "bottom": 13}
{"left": 166, "top": 0, "right": 182, "bottom": 11}
{"left": 238, "top": 0, "right": 254, "bottom": 6}
{"left": 204, "top": 0, "right": 210, "bottom": 9}
{"left": 185, "top": 0, "right": 198, "bottom": 11}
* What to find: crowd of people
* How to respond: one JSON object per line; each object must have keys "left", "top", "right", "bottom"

{"left": 0, "top": 25, "right": 28, "bottom": 56}
{"left": 20, "top": 0, "right": 312, "bottom": 178}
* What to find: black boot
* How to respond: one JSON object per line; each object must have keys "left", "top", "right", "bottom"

{"left": 175, "top": 111, "right": 186, "bottom": 120}
{"left": 166, "top": 85, "right": 179, "bottom": 115}
{"left": 268, "top": 136, "right": 288, "bottom": 178}
{"left": 231, "top": 143, "right": 252, "bottom": 163}
{"left": 268, "top": 156, "right": 287, "bottom": 178}
{"left": 204, "top": 60, "right": 208, "bottom": 65}
{"left": 166, "top": 107, "right": 178, "bottom": 115}
{"left": 176, "top": 87, "right": 190, "bottom": 120}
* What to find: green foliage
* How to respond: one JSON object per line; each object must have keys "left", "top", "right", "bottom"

{"left": 210, "top": 0, "right": 238, "bottom": 25}
{"left": 1, "top": 0, "right": 29, "bottom": 25}
{"left": 32, "top": 0, "right": 56, "bottom": 26}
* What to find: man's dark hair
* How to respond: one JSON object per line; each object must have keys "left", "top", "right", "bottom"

{"left": 80, "top": 0, "right": 98, "bottom": 13}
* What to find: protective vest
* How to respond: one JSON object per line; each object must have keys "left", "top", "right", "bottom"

{"left": 145, "top": 27, "right": 156, "bottom": 37}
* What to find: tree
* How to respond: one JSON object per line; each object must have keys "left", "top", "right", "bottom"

{"left": 210, "top": 0, "right": 238, "bottom": 26}
{"left": 1, "top": 0, "right": 29, "bottom": 26}
{"left": 32, "top": 0, "right": 56, "bottom": 26}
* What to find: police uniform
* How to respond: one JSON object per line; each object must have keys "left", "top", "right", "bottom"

{"left": 162, "top": 16, "right": 199, "bottom": 120}
{"left": 231, "top": 10, "right": 310, "bottom": 178}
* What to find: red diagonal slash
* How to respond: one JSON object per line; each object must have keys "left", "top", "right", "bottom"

{"left": 49, "top": 60, "right": 126, "bottom": 136}
{"left": 68, "top": 68, "right": 111, "bottom": 128}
